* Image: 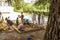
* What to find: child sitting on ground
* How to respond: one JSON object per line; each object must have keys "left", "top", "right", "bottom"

{"left": 18, "top": 23, "right": 25, "bottom": 31}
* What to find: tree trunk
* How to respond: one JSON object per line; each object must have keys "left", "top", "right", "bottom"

{"left": 44, "top": 0, "right": 60, "bottom": 40}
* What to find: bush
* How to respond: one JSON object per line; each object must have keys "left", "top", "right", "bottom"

{"left": 44, "top": 12, "right": 49, "bottom": 16}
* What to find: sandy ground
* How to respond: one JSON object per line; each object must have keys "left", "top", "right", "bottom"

{"left": 0, "top": 20, "right": 47, "bottom": 40}
{"left": 0, "top": 30, "right": 45, "bottom": 40}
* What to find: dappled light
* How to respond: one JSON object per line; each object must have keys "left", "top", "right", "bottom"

{"left": 0, "top": 0, "right": 52, "bottom": 40}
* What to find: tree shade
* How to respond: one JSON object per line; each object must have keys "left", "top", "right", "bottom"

{"left": 12, "top": 0, "right": 50, "bottom": 16}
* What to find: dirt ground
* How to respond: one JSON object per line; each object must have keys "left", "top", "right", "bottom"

{"left": 0, "top": 30, "right": 45, "bottom": 40}
{"left": 0, "top": 22, "right": 47, "bottom": 40}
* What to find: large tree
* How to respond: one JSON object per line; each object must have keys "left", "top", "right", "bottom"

{"left": 34, "top": 0, "right": 49, "bottom": 6}
{"left": 44, "top": 0, "right": 60, "bottom": 40}
{"left": 13, "top": 0, "right": 24, "bottom": 10}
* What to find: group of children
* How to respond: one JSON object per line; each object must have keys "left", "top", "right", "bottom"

{"left": 5, "top": 12, "right": 25, "bottom": 31}
{"left": 0, "top": 11, "right": 45, "bottom": 40}
{"left": 32, "top": 11, "right": 45, "bottom": 25}
{"left": 0, "top": 11, "right": 45, "bottom": 31}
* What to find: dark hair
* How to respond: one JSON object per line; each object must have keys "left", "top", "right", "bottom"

{"left": 32, "top": 11, "right": 35, "bottom": 13}
{"left": 43, "top": 12, "right": 45, "bottom": 15}
{"left": 5, "top": 18, "right": 7, "bottom": 20}
{"left": 0, "top": 12, "right": 1, "bottom": 15}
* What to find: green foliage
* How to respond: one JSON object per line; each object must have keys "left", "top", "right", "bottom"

{"left": 12, "top": 0, "right": 50, "bottom": 16}
{"left": 44, "top": 12, "right": 49, "bottom": 16}
{"left": 34, "top": 0, "right": 50, "bottom": 5}
{"left": 34, "top": 0, "right": 47, "bottom": 6}
{"left": 13, "top": 0, "right": 23, "bottom": 10}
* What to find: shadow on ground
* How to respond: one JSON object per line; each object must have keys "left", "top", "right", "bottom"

{"left": 0, "top": 29, "right": 45, "bottom": 40}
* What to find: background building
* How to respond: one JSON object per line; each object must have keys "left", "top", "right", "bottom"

{"left": 0, "top": 0, "right": 13, "bottom": 13}
{"left": 0, "top": 0, "right": 12, "bottom": 6}
{"left": 24, "top": 0, "right": 35, "bottom": 4}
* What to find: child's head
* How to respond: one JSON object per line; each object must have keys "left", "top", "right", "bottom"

{"left": 0, "top": 12, "right": 1, "bottom": 15}
{"left": 32, "top": 11, "right": 34, "bottom": 13}
{"left": 5, "top": 17, "right": 7, "bottom": 20}
{"left": 8, "top": 16, "right": 10, "bottom": 19}
{"left": 21, "top": 12, "right": 23, "bottom": 15}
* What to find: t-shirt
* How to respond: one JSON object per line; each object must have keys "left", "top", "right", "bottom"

{"left": 32, "top": 13, "right": 36, "bottom": 21}
{"left": 7, "top": 20, "right": 13, "bottom": 26}
{"left": 20, "top": 15, "right": 24, "bottom": 19}
{"left": 18, "top": 23, "right": 24, "bottom": 29}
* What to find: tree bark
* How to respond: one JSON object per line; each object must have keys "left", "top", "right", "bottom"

{"left": 44, "top": 0, "right": 60, "bottom": 40}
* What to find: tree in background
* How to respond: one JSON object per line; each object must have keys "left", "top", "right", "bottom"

{"left": 34, "top": 0, "right": 50, "bottom": 11}
{"left": 13, "top": 0, "right": 22, "bottom": 10}
{"left": 12, "top": 0, "right": 50, "bottom": 14}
